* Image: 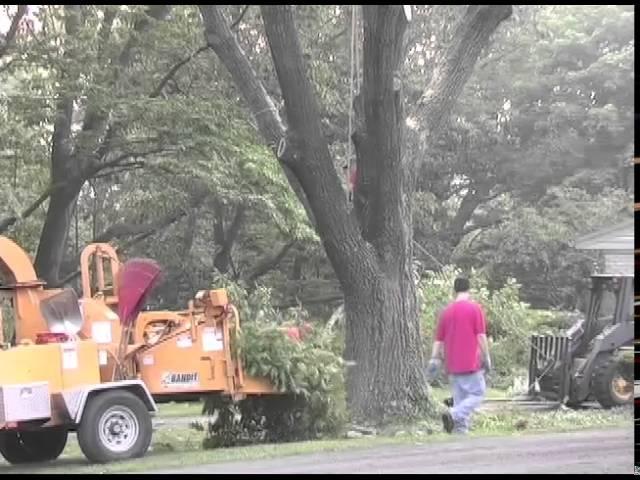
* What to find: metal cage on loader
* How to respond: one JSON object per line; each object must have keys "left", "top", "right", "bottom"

{"left": 528, "top": 274, "right": 634, "bottom": 408}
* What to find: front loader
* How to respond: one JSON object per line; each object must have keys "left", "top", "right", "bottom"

{"left": 528, "top": 274, "right": 634, "bottom": 408}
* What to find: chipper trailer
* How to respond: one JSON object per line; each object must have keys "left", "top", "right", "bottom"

{"left": 0, "top": 235, "right": 281, "bottom": 464}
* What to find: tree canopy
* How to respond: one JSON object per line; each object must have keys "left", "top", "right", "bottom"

{"left": 0, "top": 4, "right": 633, "bottom": 421}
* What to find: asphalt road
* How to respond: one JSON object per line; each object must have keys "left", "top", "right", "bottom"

{"left": 147, "top": 428, "right": 633, "bottom": 475}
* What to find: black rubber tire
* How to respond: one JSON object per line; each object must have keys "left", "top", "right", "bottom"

{"left": 591, "top": 353, "right": 633, "bottom": 409}
{"left": 0, "top": 427, "right": 68, "bottom": 464}
{"left": 77, "top": 390, "right": 152, "bottom": 464}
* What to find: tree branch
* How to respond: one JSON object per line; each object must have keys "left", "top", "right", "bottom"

{"left": 198, "top": 4, "right": 316, "bottom": 230}
{"left": 53, "top": 228, "right": 158, "bottom": 288}
{"left": 75, "top": 5, "right": 173, "bottom": 169}
{"left": 116, "top": 5, "right": 172, "bottom": 69}
{"left": 446, "top": 179, "right": 505, "bottom": 245}
{"left": 92, "top": 191, "right": 206, "bottom": 244}
{"left": 213, "top": 203, "right": 246, "bottom": 274}
{"left": 0, "top": 57, "right": 18, "bottom": 74}
{"left": 326, "top": 26, "right": 348, "bottom": 45}
{"left": 150, "top": 45, "right": 210, "bottom": 98}
{"left": 230, "top": 5, "right": 250, "bottom": 30}
{"left": 247, "top": 240, "right": 296, "bottom": 283}
{"left": 91, "top": 162, "right": 145, "bottom": 179}
{"left": 212, "top": 199, "right": 226, "bottom": 246}
{"left": 223, "top": 205, "right": 246, "bottom": 252}
{"left": 461, "top": 218, "right": 503, "bottom": 237}
{"left": 0, "top": 4, "right": 28, "bottom": 59}
{"left": 417, "top": 5, "right": 513, "bottom": 137}
{"left": 355, "top": 5, "right": 411, "bottom": 253}
{"left": 449, "top": 188, "right": 483, "bottom": 240}
{"left": 50, "top": 5, "right": 82, "bottom": 187}
{"left": 477, "top": 43, "right": 523, "bottom": 71}
{"left": 83, "top": 147, "right": 167, "bottom": 179}
{"left": 0, "top": 216, "right": 17, "bottom": 234}
{"left": 260, "top": 5, "right": 375, "bottom": 288}
{"left": 199, "top": 5, "right": 285, "bottom": 149}
{"left": 52, "top": 191, "right": 207, "bottom": 288}
{"left": 96, "top": 6, "right": 118, "bottom": 58}
{"left": 0, "top": 184, "right": 56, "bottom": 234}
{"left": 92, "top": 213, "right": 182, "bottom": 243}
{"left": 181, "top": 208, "right": 198, "bottom": 255}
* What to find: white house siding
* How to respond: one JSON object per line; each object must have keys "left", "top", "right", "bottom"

{"left": 603, "top": 252, "right": 633, "bottom": 276}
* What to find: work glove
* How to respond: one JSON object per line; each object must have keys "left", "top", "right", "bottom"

{"left": 425, "top": 358, "right": 442, "bottom": 383}
{"left": 481, "top": 354, "right": 492, "bottom": 374}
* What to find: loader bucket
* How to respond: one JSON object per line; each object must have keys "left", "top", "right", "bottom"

{"left": 528, "top": 334, "right": 572, "bottom": 402}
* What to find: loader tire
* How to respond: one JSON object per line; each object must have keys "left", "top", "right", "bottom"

{"left": 591, "top": 353, "right": 633, "bottom": 409}
{"left": 0, "top": 427, "right": 68, "bottom": 464}
{"left": 77, "top": 390, "right": 152, "bottom": 464}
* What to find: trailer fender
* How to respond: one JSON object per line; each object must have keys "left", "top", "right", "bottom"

{"left": 63, "top": 380, "right": 157, "bottom": 424}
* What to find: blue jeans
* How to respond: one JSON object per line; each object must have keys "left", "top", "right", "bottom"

{"left": 449, "top": 371, "right": 486, "bottom": 433}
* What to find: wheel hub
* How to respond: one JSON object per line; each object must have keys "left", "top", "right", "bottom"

{"left": 98, "top": 406, "right": 139, "bottom": 453}
{"left": 612, "top": 375, "right": 632, "bottom": 401}
{"left": 109, "top": 422, "right": 122, "bottom": 435}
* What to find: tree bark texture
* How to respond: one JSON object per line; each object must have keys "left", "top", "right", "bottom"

{"left": 212, "top": 202, "right": 246, "bottom": 274}
{"left": 338, "top": 5, "right": 431, "bottom": 421}
{"left": 34, "top": 5, "right": 83, "bottom": 285}
{"left": 199, "top": 4, "right": 512, "bottom": 422}
{"left": 0, "top": 4, "right": 28, "bottom": 60}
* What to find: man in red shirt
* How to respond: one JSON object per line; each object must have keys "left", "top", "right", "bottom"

{"left": 426, "top": 277, "right": 492, "bottom": 434}
{"left": 348, "top": 166, "right": 357, "bottom": 202}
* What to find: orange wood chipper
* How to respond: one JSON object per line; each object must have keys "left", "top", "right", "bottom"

{"left": 0, "top": 235, "right": 278, "bottom": 464}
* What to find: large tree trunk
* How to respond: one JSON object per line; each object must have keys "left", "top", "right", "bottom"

{"left": 199, "top": 4, "right": 512, "bottom": 423}
{"left": 33, "top": 5, "right": 82, "bottom": 284}
{"left": 34, "top": 184, "right": 81, "bottom": 284}
{"left": 0, "top": 5, "right": 27, "bottom": 60}
{"left": 344, "top": 263, "right": 425, "bottom": 420}
{"left": 341, "top": 6, "right": 427, "bottom": 420}
{"left": 212, "top": 202, "right": 246, "bottom": 274}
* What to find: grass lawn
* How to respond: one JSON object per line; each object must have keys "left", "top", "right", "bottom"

{"left": 0, "top": 395, "right": 631, "bottom": 474}
{"left": 106, "top": 386, "right": 510, "bottom": 421}
{"left": 429, "top": 386, "right": 510, "bottom": 403}
{"left": 154, "top": 387, "right": 511, "bottom": 419}
{"left": 156, "top": 401, "right": 203, "bottom": 418}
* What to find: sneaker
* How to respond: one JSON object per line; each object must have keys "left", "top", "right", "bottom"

{"left": 441, "top": 411, "right": 454, "bottom": 433}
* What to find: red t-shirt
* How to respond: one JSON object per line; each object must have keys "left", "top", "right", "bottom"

{"left": 349, "top": 169, "right": 357, "bottom": 190}
{"left": 435, "top": 299, "right": 487, "bottom": 374}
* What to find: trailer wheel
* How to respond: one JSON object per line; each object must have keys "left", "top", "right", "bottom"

{"left": 0, "top": 427, "right": 68, "bottom": 464}
{"left": 77, "top": 390, "right": 152, "bottom": 463}
{"left": 591, "top": 353, "right": 633, "bottom": 409}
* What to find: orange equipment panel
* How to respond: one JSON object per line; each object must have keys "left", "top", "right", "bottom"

{"left": 0, "top": 340, "right": 101, "bottom": 392}
{"left": 134, "top": 292, "right": 276, "bottom": 398}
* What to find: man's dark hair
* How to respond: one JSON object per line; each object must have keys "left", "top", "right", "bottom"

{"left": 454, "top": 277, "right": 470, "bottom": 293}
